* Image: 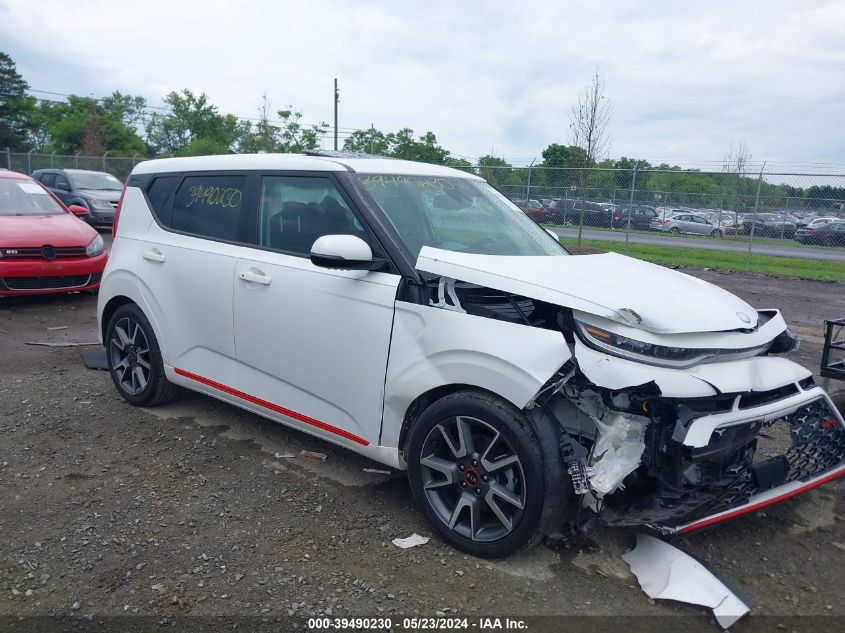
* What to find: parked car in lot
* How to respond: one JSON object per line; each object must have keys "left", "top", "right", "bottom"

{"left": 614, "top": 204, "right": 658, "bottom": 230}
{"left": 98, "top": 153, "right": 845, "bottom": 558}
{"left": 547, "top": 199, "right": 614, "bottom": 226}
{"left": 793, "top": 217, "right": 837, "bottom": 244}
{"left": 793, "top": 220, "right": 845, "bottom": 247}
{"left": 0, "top": 170, "right": 107, "bottom": 295}
{"left": 650, "top": 212, "right": 723, "bottom": 237}
{"left": 31, "top": 168, "right": 123, "bottom": 227}
{"left": 515, "top": 198, "right": 549, "bottom": 223}
{"left": 739, "top": 213, "right": 797, "bottom": 238}
{"left": 704, "top": 212, "right": 743, "bottom": 235}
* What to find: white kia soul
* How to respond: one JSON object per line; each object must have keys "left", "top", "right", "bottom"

{"left": 98, "top": 152, "right": 845, "bottom": 558}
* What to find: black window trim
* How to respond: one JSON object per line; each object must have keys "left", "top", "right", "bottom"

{"left": 246, "top": 170, "right": 397, "bottom": 274}
{"left": 137, "top": 169, "right": 403, "bottom": 277}
{"left": 139, "top": 170, "right": 258, "bottom": 250}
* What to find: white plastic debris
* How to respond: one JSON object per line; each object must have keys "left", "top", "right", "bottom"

{"left": 587, "top": 412, "right": 647, "bottom": 496}
{"left": 363, "top": 468, "right": 391, "bottom": 475}
{"left": 391, "top": 533, "right": 430, "bottom": 549}
{"left": 622, "top": 534, "right": 751, "bottom": 629}
{"left": 274, "top": 452, "right": 295, "bottom": 459}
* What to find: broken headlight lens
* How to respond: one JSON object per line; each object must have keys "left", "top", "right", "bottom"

{"left": 575, "top": 320, "right": 771, "bottom": 369}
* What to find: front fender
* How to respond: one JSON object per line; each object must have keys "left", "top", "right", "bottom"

{"left": 380, "top": 302, "right": 571, "bottom": 449}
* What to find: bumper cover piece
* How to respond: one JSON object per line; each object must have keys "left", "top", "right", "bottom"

{"left": 623, "top": 533, "right": 751, "bottom": 629}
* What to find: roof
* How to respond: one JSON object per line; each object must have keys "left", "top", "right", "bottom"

{"left": 0, "top": 169, "right": 30, "bottom": 180}
{"left": 132, "top": 153, "right": 483, "bottom": 180}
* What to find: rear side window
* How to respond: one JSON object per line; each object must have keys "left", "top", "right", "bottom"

{"left": 170, "top": 175, "right": 246, "bottom": 241}
{"left": 39, "top": 173, "right": 56, "bottom": 187}
{"left": 145, "top": 176, "right": 180, "bottom": 218}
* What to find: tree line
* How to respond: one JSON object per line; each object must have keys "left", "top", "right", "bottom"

{"left": 1, "top": 52, "right": 841, "bottom": 209}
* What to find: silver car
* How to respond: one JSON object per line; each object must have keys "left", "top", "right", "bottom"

{"left": 650, "top": 213, "right": 723, "bottom": 237}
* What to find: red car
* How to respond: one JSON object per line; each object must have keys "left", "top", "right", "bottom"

{"left": 0, "top": 170, "right": 108, "bottom": 296}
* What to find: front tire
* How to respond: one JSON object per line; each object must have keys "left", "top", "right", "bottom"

{"left": 711, "top": 229, "right": 723, "bottom": 238}
{"left": 106, "top": 303, "right": 179, "bottom": 406}
{"left": 407, "top": 391, "right": 548, "bottom": 558}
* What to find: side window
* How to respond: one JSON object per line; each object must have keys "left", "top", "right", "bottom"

{"left": 39, "top": 173, "right": 56, "bottom": 187}
{"left": 257, "top": 176, "right": 365, "bottom": 256}
{"left": 54, "top": 173, "right": 70, "bottom": 190}
{"left": 145, "top": 176, "right": 180, "bottom": 220}
{"left": 170, "top": 175, "right": 247, "bottom": 241}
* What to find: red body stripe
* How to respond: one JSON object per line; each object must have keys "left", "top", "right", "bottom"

{"left": 173, "top": 367, "right": 369, "bottom": 446}
{"left": 680, "top": 467, "right": 845, "bottom": 533}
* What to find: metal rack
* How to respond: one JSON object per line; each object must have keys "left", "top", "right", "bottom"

{"left": 821, "top": 318, "right": 845, "bottom": 389}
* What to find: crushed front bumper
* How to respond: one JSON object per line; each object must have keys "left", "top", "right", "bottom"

{"left": 648, "top": 388, "right": 845, "bottom": 534}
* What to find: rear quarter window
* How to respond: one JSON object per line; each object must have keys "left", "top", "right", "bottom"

{"left": 170, "top": 175, "right": 247, "bottom": 242}
{"left": 145, "top": 176, "right": 180, "bottom": 219}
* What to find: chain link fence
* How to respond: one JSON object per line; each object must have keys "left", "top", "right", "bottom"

{"left": 3, "top": 149, "right": 844, "bottom": 281}
{"left": 478, "top": 165, "right": 845, "bottom": 281}
{"left": 3, "top": 149, "right": 145, "bottom": 182}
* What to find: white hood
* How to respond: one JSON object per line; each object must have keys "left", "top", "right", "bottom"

{"left": 416, "top": 247, "right": 758, "bottom": 335}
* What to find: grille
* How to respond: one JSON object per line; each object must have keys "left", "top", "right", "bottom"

{"left": 0, "top": 246, "right": 88, "bottom": 259}
{"left": 1, "top": 273, "right": 99, "bottom": 290}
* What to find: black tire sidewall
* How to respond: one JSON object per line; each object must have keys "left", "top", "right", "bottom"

{"left": 105, "top": 304, "right": 166, "bottom": 406}
{"left": 406, "top": 391, "right": 546, "bottom": 558}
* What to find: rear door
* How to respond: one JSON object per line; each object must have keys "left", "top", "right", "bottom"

{"left": 231, "top": 173, "right": 400, "bottom": 448}
{"left": 138, "top": 172, "right": 256, "bottom": 387}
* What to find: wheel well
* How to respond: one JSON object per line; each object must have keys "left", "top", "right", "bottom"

{"left": 397, "top": 384, "right": 517, "bottom": 454}
{"left": 100, "top": 296, "right": 135, "bottom": 341}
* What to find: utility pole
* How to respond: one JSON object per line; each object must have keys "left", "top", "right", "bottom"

{"left": 333, "top": 78, "right": 339, "bottom": 151}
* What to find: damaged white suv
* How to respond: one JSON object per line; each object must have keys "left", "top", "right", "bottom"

{"left": 98, "top": 153, "right": 845, "bottom": 558}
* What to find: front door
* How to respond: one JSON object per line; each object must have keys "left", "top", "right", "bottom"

{"left": 232, "top": 174, "right": 400, "bottom": 448}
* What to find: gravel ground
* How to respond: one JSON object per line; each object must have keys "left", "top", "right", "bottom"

{"left": 1, "top": 266, "right": 844, "bottom": 629}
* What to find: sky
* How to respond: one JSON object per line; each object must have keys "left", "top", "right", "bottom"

{"left": 1, "top": 0, "right": 844, "bottom": 170}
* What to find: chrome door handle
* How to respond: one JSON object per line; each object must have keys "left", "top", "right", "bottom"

{"left": 238, "top": 270, "right": 272, "bottom": 286}
{"left": 143, "top": 249, "right": 166, "bottom": 263}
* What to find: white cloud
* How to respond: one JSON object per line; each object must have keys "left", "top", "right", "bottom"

{"left": 1, "top": 0, "right": 843, "bottom": 167}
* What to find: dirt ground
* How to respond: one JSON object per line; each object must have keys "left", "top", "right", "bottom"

{"left": 1, "top": 265, "right": 844, "bottom": 630}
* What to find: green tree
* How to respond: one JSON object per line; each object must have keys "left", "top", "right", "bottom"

{"left": 145, "top": 89, "right": 247, "bottom": 155}
{"left": 343, "top": 126, "right": 449, "bottom": 163}
{"left": 342, "top": 127, "right": 390, "bottom": 155}
{"left": 0, "top": 52, "right": 37, "bottom": 150}
{"left": 540, "top": 144, "right": 588, "bottom": 168}
{"left": 236, "top": 95, "right": 328, "bottom": 154}
{"left": 31, "top": 92, "right": 147, "bottom": 154}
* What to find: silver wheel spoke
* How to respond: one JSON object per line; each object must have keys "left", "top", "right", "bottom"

{"left": 420, "top": 455, "right": 458, "bottom": 487}
{"left": 133, "top": 366, "right": 147, "bottom": 391}
{"left": 447, "top": 493, "right": 473, "bottom": 529}
{"left": 113, "top": 357, "right": 130, "bottom": 373}
{"left": 484, "top": 492, "right": 513, "bottom": 533}
{"left": 454, "top": 416, "right": 475, "bottom": 457}
{"left": 113, "top": 325, "right": 130, "bottom": 350}
{"left": 488, "top": 482, "right": 524, "bottom": 510}
{"left": 131, "top": 322, "right": 141, "bottom": 346}
{"left": 482, "top": 454, "right": 519, "bottom": 473}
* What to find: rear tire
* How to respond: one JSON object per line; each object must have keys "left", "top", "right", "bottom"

{"left": 669, "top": 227, "right": 681, "bottom": 234}
{"left": 106, "top": 303, "right": 179, "bottom": 407}
{"left": 407, "top": 390, "right": 550, "bottom": 558}
{"left": 711, "top": 229, "right": 723, "bottom": 238}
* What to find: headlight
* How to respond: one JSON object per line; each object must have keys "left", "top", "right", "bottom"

{"left": 574, "top": 320, "right": 771, "bottom": 369}
{"left": 86, "top": 234, "right": 105, "bottom": 257}
{"left": 89, "top": 198, "right": 113, "bottom": 209}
